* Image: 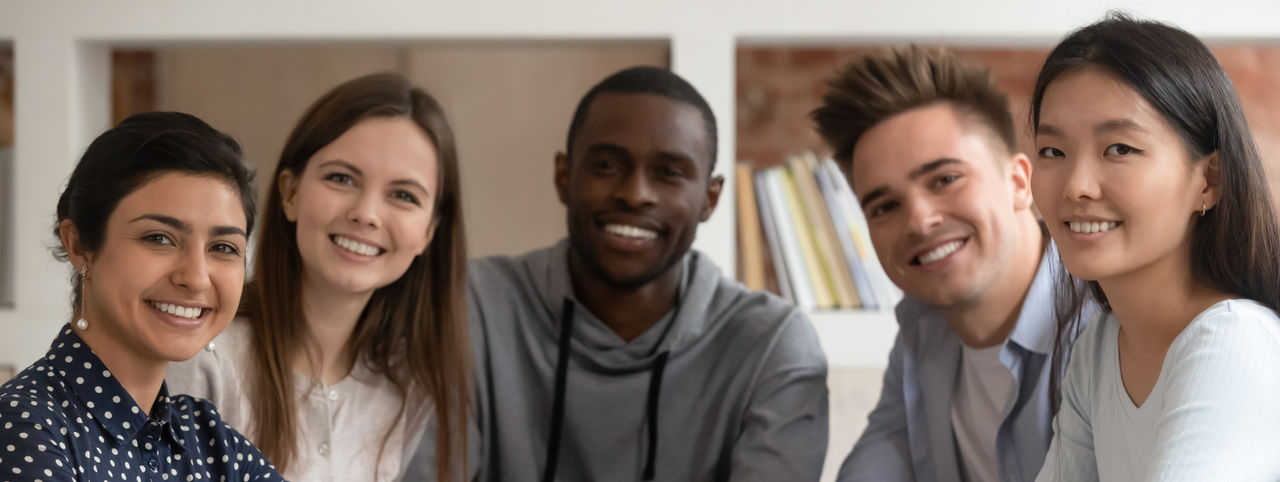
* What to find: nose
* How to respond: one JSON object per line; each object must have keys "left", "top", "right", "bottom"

{"left": 172, "top": 245, "right": 212, "bottom": 292}
{"left": 347, "top": 190, "right": 382, "bottom": 228}
{"left": 905, "top": 197, "right": 943, "bottom": 236}
{"left": 1062, "top": 158, "right": 1102, "bottom": 201}
{"left": 615, "top": 169, "right": 658, "bottom": 209}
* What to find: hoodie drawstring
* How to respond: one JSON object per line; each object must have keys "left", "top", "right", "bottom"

{"left": 541, "top": 299, "right": 671, "bottom": 482}
{"left": 542, "top": 299, "right": 576, "bottom": 482}
{"left": 642, "top": 351, "right": 669, "bottom": 480}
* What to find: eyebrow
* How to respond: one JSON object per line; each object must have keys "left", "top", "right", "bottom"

{"left": 1038, "top": 119, "right": 1149, "bottom": 138}
{"left": 859, "top": 158, "right": 961, "bottom": 206}
{"left": 130, "top": 214, "right": 246, "bottom": 238}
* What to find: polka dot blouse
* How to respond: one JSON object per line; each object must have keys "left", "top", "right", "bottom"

{"left": 0, "top": 325, "right": 284, "bottom": 481}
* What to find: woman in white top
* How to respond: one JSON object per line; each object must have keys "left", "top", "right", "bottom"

{"left": 168, "top": 72, "right": 469, "bottom": 481}
{"left": 1030, "top": 14, "right": 1280, "bottom": 481}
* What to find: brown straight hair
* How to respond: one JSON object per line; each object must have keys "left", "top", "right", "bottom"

{"left": 242, "top": 72, "right": 468, "bottom": 480}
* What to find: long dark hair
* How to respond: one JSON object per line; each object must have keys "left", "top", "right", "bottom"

{"left": 243, "top": 72, "right": 469, "bottom": 480}
{"left": 53, "top": 112, "right": 255, "bottom": 312}
{"left": 1032, "top": 13, "right": 1280, "bottom": 410}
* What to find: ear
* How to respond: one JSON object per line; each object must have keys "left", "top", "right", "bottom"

{"left": 58, "top": 219, "right": 91, "bottom": 270}
{"left": 1007, "top": 152, "right": 1034, "bottom": 211}
{"left": 554, "top": 152, "right": 570, "bottom": 206}
{"left": 699, "top": 174, "right": 725, "bottom": 222}
{"left": 1199, "top": 151, "right": 1222, "bottom": 210}
{"left": 278, "top": 169, "right": 301, "bottom": 222}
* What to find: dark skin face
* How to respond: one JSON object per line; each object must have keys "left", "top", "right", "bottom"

{"left": 555, "top": 92, "right": 723, "bottom": 341}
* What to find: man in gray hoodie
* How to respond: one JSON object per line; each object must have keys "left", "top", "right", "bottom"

{"left": 406, "top": 66, "right": 829, "bottom": 481}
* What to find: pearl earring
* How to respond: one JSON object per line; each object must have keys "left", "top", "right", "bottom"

{"left": 75, "top": 264, "right": 89, "bottom": 331}
{"left": 1202, "top": 202, "right": 1207, "bottom": 217}
{"left": 205, "top": 341, "right": 216, "bottom": 352}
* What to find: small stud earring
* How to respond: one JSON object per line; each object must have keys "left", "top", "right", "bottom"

{"left": 75, "top": 264, "right": 90, "bottom": 331}
{"left": 205, "top": 341, "right": 216, "bottom": 352}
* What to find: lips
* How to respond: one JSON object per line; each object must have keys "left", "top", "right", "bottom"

{"left": 147, "top": 300, "right": 209, "bottom": 320}
{"left": 1067, "top": 220, "right": 1122, "bottom": 234}
{"left": 330, "top": 234, "right": 385, "bottom": 257}
{"left": 909, "top": 237, "right": 968, "bottom": 266}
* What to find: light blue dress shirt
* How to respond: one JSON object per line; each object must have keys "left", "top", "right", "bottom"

{"left": 837, "top": 242, "right": 1090, "bottom": 482}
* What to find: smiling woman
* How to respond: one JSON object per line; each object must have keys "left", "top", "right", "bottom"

{"left": 166, "top": 72, "right": 469, "bottom": 482}
{"left": 0, "top": 111, "right": 281, "bottom": 480}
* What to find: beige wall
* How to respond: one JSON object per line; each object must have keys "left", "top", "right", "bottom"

{"left": 153, "top": 42, "right": 668, "bottom": 258}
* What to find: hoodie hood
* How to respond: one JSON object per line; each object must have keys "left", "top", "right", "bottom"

{"left": 524, "top": 238, "right": 722, "bottom": 371}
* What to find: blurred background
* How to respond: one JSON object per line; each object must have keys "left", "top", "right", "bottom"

{"left": 2, "top": 2, "right": 1278, "bottom": 479}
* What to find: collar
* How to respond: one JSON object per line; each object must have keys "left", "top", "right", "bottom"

{"left": 45, "top": 325, "right": 187, "bottom": 451}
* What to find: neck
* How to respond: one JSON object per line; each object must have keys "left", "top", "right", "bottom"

{"left": 297, "top": 275, "right": 374, "bottom": 385}
{"left": 1098, "top": 243, "right": 1227, "bottom": 343}
{"left": 568, "top": 251, "right": 683, "bottom": 342}
{"left": 943, "top": 216, "right": 1046, "bottom": 348}
{"left": 77, "top": 326, "right": 167, "bottom": 416}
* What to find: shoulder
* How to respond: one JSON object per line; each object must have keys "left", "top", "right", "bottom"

{"left": 1168, "top": 299, "right": 1280, "bottom": 368}
{"left": 166, "top": 317, "right": 253, "bottom": 404}
{"left": 710, "top": 277, "right": 825, "bottom": 368}
{"left": 0, "top": 361, "right": 76, "bottom": 448}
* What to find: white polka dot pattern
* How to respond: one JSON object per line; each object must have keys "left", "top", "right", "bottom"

{"left": 0, "top": 326, "right": 285, "bottom": 481}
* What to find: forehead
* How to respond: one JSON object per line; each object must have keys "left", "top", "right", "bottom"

{"left": 850, "top": 103, "right": 1003, "bottom": 194}
{"left": 112, "top": 172, "right": 247, "bottom": 229}
{"left": 310, "top": 116, "right": 438, "bottom": 186}
{"left": 1039, "top": 67, "right": 1158, "bottom": 128}
{"left": 573, "top": 93, "right": 711, "bottom": 167}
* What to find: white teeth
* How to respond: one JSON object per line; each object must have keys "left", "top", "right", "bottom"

{"left": 603, "top": 224, "right": 658, "bottom": 240}
{"left": 334, "top": 236, "right": 380, "bottom": 256}
{"left": 1068, "top": 221, "right": 1120, "bottom": 234}
{"left": 152, "top": 302, "right": 203, "bottom": 320}
{"left": 918, "top": 240, "right": 963, "bottom": 264}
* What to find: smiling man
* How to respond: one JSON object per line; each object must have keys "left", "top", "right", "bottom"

{"left": 811, "top": 47, "right": 1090, "bottom": 482}
{"left": 407, "top": 66, "right": 829, "bottom": 482}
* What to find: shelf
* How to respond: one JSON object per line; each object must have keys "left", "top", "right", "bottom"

{"left": 809, "top": 309, "right": 898, "bottom": 368}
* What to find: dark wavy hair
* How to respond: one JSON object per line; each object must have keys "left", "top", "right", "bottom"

{"left": 1032, "top": 13, "right": 1280, "bottom": 411}
{"left": 52, "top": 111, "right": 255, "bottom": 313}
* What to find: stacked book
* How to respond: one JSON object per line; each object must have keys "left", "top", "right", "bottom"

{"left": 736, "top": 153, "right": 899, "bottom": 311}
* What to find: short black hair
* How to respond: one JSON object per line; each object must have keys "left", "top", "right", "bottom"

{"left": 565, "top": 65, "right": 718, "bottom": 172}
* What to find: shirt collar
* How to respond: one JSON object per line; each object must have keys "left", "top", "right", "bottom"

{"left": 1003, "top": 241, "right": 1061, "bottom": 355}
{"left": 45, "top": 325, "right": 187, "bottom": 451}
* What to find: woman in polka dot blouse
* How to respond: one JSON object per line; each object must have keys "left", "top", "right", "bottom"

{"left": 0, "top": 112, "right": 283, "bottom": 481}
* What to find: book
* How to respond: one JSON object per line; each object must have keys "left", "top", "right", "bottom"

{"left": 819, "top": 157, "right": 902, "bottom": 308}
{"left": 762, "top": 168, "right": 816, "bottom": 310}
{"left": 812, "top": 155, "right": 878, "bottom": 309}
{"left": 735, "top": 163, "right": 766, "bottom": 291}
{"left": 754, "top": 169, "right": 794, "bottom": 304}
{"left": 779, "top": 166, "right": 835, "bottom": 310}
{"left": 790, "top": 154, "right": 861, "bottom": 309}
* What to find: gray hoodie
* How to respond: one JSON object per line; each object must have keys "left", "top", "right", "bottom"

{"left": 406, "top": 239, "right": 828, "bottom": 481}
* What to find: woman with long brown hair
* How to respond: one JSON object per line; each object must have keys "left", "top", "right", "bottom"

{"left": 169, "top": 72, "right": 469, "bottom": 481}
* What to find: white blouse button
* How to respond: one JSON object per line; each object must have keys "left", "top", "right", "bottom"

{"left": 318, "top": 443, "right": 329, "bottom": 456}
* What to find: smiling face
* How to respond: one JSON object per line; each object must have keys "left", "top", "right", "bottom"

{"left": 851, "top": 103, "right": 1033, "bottom": 308}
{"left": 67, "top": 173, "right": 248, "bottom": 364}
{"left": 280, "top": 115, "right": 438, "bottom": 297}
{"left": 1032, "top": 67, "right": 1213, "bottom": 283}
{"left": 555, "top": 92, "right": 723, "bottom": 290}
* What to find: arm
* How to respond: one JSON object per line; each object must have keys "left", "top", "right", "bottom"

{"left": 835, "top": 333, "right": 914, "bottom": 482}
{"left": 0, "top": 394, "right": 75, "bottom": 481}
{"left": 729, "top": 313, "right": 829, "bottom": 482}
{"left": 1144, "top": 311, "right": 1280, "bottom": 481}
{"left": 225, "top": 426, "right": 285, "bottom": 481}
